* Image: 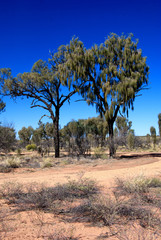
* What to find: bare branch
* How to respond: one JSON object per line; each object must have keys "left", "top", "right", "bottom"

{"left": 39, "top": 114, "right": 51, "bottom": 121}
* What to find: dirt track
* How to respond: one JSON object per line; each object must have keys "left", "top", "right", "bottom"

{"left": 0, "top": 152, "right": 161, "bottom": 239}
{"left": 0, "top": 153, "right": 161, "bottom": 187}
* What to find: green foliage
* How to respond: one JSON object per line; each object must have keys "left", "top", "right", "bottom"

{"left": 0, "top": 124, "right": 16, "bottom": 153}
{"left": 146, "top": 134, "right": 151, "bottom": 146}
{"left": 116, "top": 116, "right": 132, "bottom": 137}
{"left": 41, "top": 158, "right": 53, "bottom": 168}
{"left": 150, "top": 126, "right": 157, "bottom": 148}
{"left": 93, "top": 147, "right": 105, "bottom": 158}
{"left": 64, "top": 34, "right": 149, "bottom": 157}
{"left": 127, "top": 131, "right": 135, "bottom": 150}
{"left": 16, "top": 148, "right": 22, "bottom": 155}
{"left": 5, "top": 157, "right": 21, "bottom": 168}
{"left": 18, "top": 126, "right": 33, "bottom": 145}
{"left": 26, "top": 143, "right": 37, "bottom": 151}
{"left": 0, "top": 44, "right": 83, "bottom": 157}
{"left": 61, "top": 119, "right": 90, "bottom": 155}
{"left": 116, "top": 175, "right": 161, "bottom": 194}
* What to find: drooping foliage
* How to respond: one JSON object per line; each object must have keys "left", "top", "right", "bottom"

{"left": 0, "top": 45, "right": 83, "bottom": 157}
{"left": 63, "top": 34, "right": 149, "bottom": 156}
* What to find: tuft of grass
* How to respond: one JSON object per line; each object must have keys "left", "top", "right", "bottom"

{"left": 147, "top": 177, "right": 161, "bottom": 188}
{"left": 93, "top": 147, "right": 105, "bottom": 158}
{"left": 116, "top": 175, "right": 161, "bottom": 194}
{"left": 5, "top": 157, "right": 21, "bottom": 168}
{"left": 72, "top": 195, "right": 160, "bottom": 228}
{"left": 0, "top": 165, "right": 12, "bottom": 173}
{"left": 0, "top": 177, "right": 98, "bottom": 212}
{"left": 116, "top": 226, "right": 161, "bottom": 240}
{"left": 72, "top": 195, "right": 121, "bottom": 226}
{"left": 41, "top": 158, "right": 53, "bottom": 168}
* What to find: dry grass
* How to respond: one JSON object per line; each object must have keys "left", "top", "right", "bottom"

{"left": 0, "top": 174, "right": 161, "bottom": 239}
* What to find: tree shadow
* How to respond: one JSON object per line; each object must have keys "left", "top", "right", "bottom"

{"left": 119, "top": 153, "right": 161, "bottom": 159}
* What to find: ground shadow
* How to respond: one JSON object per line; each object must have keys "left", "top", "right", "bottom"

{"left": 119, "top": 153, "right": 161, "bottom": 159}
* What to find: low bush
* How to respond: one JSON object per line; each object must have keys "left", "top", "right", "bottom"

{"left": 116, "top": 175, "right": 161, "bottom": 197}
{"left": 93, "top": 147, "right": 104, "bottom": 158}
{"left": 0, "top": 165, "right": 12, "bottom": 173}
{"left": 0, "top": 181, "right": 24, "bottom": 202}
{"left": 72, "top": 195, "right": 160, "bottom": 228}
{"left": 16, "top": 148, "right": 22, "bottom": 155}
{"left": 5, "top": 157, "right": 21, "bottom": 168}
{"left": 26, "top": 144, "right": 37, "bottom": 151}
{"left": 74, "top": 195, "right": 121, "bottom": 226}
{"left": 0, "top": 178, "right": 98, "bottom": 211}
{"left": 41, "top": 158, "right": 53, "bottom": 168}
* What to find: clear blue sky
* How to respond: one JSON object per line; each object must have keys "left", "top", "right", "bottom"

{"left": 0, "top": 0, "right": 161, "bottom": 136}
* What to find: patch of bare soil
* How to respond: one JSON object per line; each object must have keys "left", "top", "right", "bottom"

{"left": 0, "top": 151, "right": 161, "bottom": 239}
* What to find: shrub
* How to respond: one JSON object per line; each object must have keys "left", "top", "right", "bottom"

{"left": 0, "top": 165, "right": 12, "bottom": 173}
{"left": 127, "top": 132, "right": 135, "bottom": 150}
{"left": 0, "top": 178, "right": 98, "bottom": 211}
{"left": 93, "top": 147, "right": 104, "bottom": 158}
{"left": 72, "top": 195, "right": 160, "bottom": 228}
{"left": 16, "top": 148, "right": 22, "bottom": 155}
{"left": 41, "top": 158, "right": 53, "bottom": 168}
{"left": 26, "top": 144, "right": 37, "bottom": 151}
{"left": 116, "top": 176, "right": 161, "bottom": 195}
{"left": 5, "top": 157, "right": 21, "bottom": 168}
{"left": 72, "top": 195, "right": 121, "bottom": 226}
{"left": 0, "top": 181, "right": 23, "bottom": 202}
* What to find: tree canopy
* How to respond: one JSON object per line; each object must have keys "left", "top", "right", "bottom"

{"left": 0, "top": 33, "right": 149, "bottom": 157}
{"left": 0, "top": 124, "right": 16, "bottom": 153}
{"left": 0, "top": 44, "right": 84, "bottom": 157}
{"left": 63, "top": 33, "right": 149, "bottom": 156}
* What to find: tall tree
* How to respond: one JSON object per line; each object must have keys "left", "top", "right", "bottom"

{"left": 0, "top": 44, "right": 83, "bottom": 157}
{"left": 158, "top": 113, "right": 161, "bottom": 138}
{"left": 150, "top": 126, "right": 157, "bottom": 148}
{"left": 18, "top": 126, "right": 34, "bottom": 146}
{"left": 115, "top": 116, "right": 132, "bottom": 137}
{"left": 0, "top": 124, "right": 16, "bottom": 153}
{"left": 64, "top": 34, "right": 149, "bottom": 157}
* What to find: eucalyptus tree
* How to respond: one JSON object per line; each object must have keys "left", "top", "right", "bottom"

{"left": 150, "top": 126, "right": 157, "bottom": 148}
{"left": 0, "top": 45, "right": 82, "bottom": 157}
{"left": 63, "top": 34, "right": 149, "bottom": 157}
{"left": 0, "top": 124, "right": 16, "bottom": 153}
{"left": 85, "top": 116, "right": 108, "bottom": 147}
{"left": 61, "top": 119, "right": 89, "bottom": 155}
{"left": 18, "top": 126, "right": 34, "bottom": 146}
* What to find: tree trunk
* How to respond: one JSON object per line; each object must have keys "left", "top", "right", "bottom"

{"left": 53, "top": 108, "right": 60, "bottom": 158}
{"left": 108, "top": 120, "right": 115, "bottom": 157}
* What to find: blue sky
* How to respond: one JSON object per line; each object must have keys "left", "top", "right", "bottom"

{"left": 0, "top": 0, "right": 161, "bottom": 136}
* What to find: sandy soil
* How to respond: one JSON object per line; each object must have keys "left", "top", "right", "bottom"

{"left": 0, "top": 152, "right": 161, "bottom": 239}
